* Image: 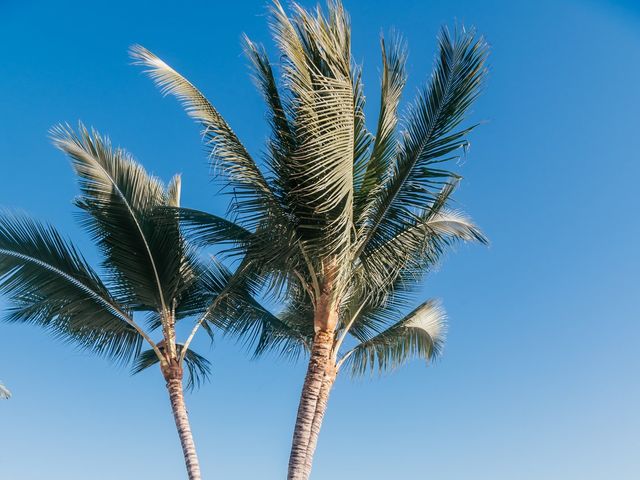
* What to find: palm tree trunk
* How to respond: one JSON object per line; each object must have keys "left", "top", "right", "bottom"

{"left": 165, "top": 367, "right": 202, "bottom": 480}
{"left": 287, "top": 329, "right": 335, "bottom": 480}
{"left": 302, "top": 367, "right": 336, "bottom": 478}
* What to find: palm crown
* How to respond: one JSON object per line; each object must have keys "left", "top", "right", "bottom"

{"left": 132, "top": 1, "right": 488, "bottom": 374}
{"left": 0, "top": 124, "right": 261, "bottom": 478}
{"left": 0, "top": 124, "right": 224, "bottom": 385}
{"left": 132, "top": 2, "right": 488, "bottom": 478}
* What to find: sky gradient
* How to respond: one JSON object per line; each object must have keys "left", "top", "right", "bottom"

{"left": 1, "top": 0, "right": 639, "bottom": 478}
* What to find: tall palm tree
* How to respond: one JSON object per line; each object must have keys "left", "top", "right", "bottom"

{"left": 132, "top": 1, "right": 489, "bottom": 478}
{"left": 0, "top": 124, "right": 256, "bottom": 479}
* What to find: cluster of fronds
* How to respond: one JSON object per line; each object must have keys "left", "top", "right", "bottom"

{"left": 128, "top": 0, "right": 489, "bottom": 376}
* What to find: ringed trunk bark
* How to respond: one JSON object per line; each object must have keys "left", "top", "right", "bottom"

{"left": 287, "top": 330, "right": 335, "bottom": 480}
{"left": 164, "top": 363, "right": 202, "bottom": 480}
{"left": 302, "top": 366, "right": 337, "bottom": 478}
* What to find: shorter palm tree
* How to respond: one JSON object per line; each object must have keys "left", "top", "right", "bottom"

{"left": 0, "top": 125, "right": 256, "bottom": 479}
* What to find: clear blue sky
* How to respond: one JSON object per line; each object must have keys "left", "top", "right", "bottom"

{"left": 1, "top": 0, "right": 639, "bottom": 478}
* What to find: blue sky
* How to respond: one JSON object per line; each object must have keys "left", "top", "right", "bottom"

{"left": 1, "top": 0, "right": 639, "bottom": 478}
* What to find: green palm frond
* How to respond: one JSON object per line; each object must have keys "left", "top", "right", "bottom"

{"left": 132, "top": 344, "right": 211, "bottom": 392}
{"left": 351, "top": 64, "right": 373, "bottom": 204}
{"left": 251, "top": 301, "right": 314, "bottom": 362}
{"left": 0, "top": 212, "right": 143, "bottom": 363}
{"left": 51, "top": 124, "right": 193, "bottom": 312}
{"left": 231, "top": 271, "right": 314, "bottom": 361}
{"left": 166, "top": 207, "right": 253, "bottom": 248}
{"left": 0, "top": 382, "right": 11, "bottom": 399}
{"left": 270, "top": 0, "right": 356, "bottom": 261}
{"left": 350, "top": 179, "right": 485, "bottom": 310}
{"left": 142, "top": 255, "right": 229, "bottom": 334}
{"left": 346, "top": 203, "right": 483, "bottom": 344}
{"left": 243, "top": 35, "right": 295, "bottom": 158}
{"left": 358, "top": 26, "right": 488, "bottom": 256}
{"left": 354, "top": 35, "right": 406, "bottom": 224}
{"left": 361, "top": 205, "right": 486, "bottom": 290}
{"left": 243, "top": 35, "right": 302, "bottom": 237}
{"left": 130, "top": 44, "right": 282, "bottom": 231}
{"left": 207, "top": 265, "right": 308, "bottom": 357}
{"left": 342, "top": 299, "right": 446, "bottom": 376}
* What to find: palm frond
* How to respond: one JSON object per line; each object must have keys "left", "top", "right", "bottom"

{"left": 132, "top": 344, "right": 212, "bottom": 392}
{"left": 202, "top": 260, "right": 311, "bottom": 360}
{"left": 351, "top": 64, "right": 373, "bottom": 203}
{"left": 243, "top": 35, "right": 295, "bottom": 158}
{"left": 167, "top": 207, "right": 253, "bottom": 248}
{"left": 0, "top": 212, "right": 143, "bottom": 364}
{"left": 269, "top": 0, "right": 356, "bottom": 262}
{"left": 0, "top": 382, "right": 11, "bottom": 399}
{"left": 361, "top": 206, "right": 486, "bottom": 291}
{"left": 51, "top": 123, "right": 192, "bottom": 312}
{"left": 358, "top": 26, "right": 488, "bottom": 256}
{"left": 354, "top": 35, "right": 406, "bottom": 224}
{"left": 130, "top": 44, "right": 281, "bottom": 230}
{"left": 342, "top": 299, "right": 446, "bottom": 376}
{"left": 348, "top": 180, "right": 486, "bottom": 314}
{"left": 250, "top": 300, "right": 314, "bottom": 362}
{"left": 243, "top": 35, "right": 302, "bottom": 236}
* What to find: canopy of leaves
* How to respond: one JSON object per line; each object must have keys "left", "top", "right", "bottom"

{"left": 0, "top": 125, "right": 266, "bottom": 387}
{"left": 132, "top": 0, "right": 489, "bottom": 374}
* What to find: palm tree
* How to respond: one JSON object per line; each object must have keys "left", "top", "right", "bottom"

{"left": 0, "top": 124, "right": 257, "bottom": 479}
{"left": 0, "top": 382, "right": 10, "bottom": 399}
{"left": 131, "top": 1, "right": 489, "bottom": 478}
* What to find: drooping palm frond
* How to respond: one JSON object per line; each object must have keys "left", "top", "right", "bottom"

{"left": 358, "top": 26, "right": 488, "bottom": 256}
{"left": 210, "top": 266, "right": 307, "bottom": 355}
{"left": 344, "top": 211, "right": 482, "bottom": 347}
{"left": 347, "top": 179, "right": 486, "bottom": 323}
{"left": 132, "top": 344, "right": 212, "bottom": 392}
{"left": 0, "top": 382, "right": 11, "bottom": 399}
{"left": 251, "top": 299, "right": 314, "bottom": 362}
{"left": 51, "top": 124, "right": 193, "bottom": 312}
{"left": 0, "top": 212, "right": 143, "bottom": 363}
{"left": 167, "top": 207, "right": 254, "bottom": 248}
{"left": 359, "top": 204, "right": 486, "bottom": 292}
{"left": 341, "top": 299, "right": 446, "bottom": 376}
{"left": 142, "top": 254, "right": 229, "bottom": 335}
{"left": 130, "top": 44, "right": 282, "bottom": 231}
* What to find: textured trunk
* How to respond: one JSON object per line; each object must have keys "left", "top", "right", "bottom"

{"left": 287, "top": 330, "right": 335, "bottom": 480}
{"left": 302, "top": 366, "right": 337, "bottom": 478}
{"left": 164, "top": 363, "right": 202, "bottom": 480}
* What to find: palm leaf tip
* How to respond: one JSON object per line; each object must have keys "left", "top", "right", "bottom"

{"left": 129, "top": 44, "right": 217, "bottom": 121}
{"left": 129, "top": 44, "right": 214, "bottom": 118}
{"left": 129, "top": 45, "right": 176, "bottom": 96}
{"left": 430, "top": 209, "right": 488, "bottom": 245}
{"left": 404, "top": 300, "right": 447, "bottom": 354}
{"left": 343, "top": 299, "right": 447, "bottom": 377}
{"left": 0, "top": 383, "right": 11, "bottom": 399}
{"left": 167, "top": 174, "right": 182, "bottom": 207}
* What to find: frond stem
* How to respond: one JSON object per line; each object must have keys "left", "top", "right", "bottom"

{"left": 0, "top": 248, "right": 163, "bottom": 362}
